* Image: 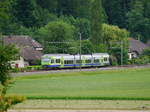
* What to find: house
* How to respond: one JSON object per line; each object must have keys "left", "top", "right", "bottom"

{"left": 3, "top": 35, "right": 43, "bottom": 68}
{"left": 128, "top": 38, "right": 148, "bottom": 59}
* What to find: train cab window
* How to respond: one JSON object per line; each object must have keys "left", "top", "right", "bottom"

{"left": 51, "top": 59, "right": 55, "bottom": 63}
{"left": 42, "top": 58, "right": 49, "bottom": 62}
{"left": 86, "top": 60, "right": 91, "bottom": 63}
{"left": 104, "top": 58, "right": 108, "bottom": 61}
{"left": 94, "top": 59, "right": 99, "bottom": 63}
{"left": 56, "top": 59, "right": 60, "bottom": 63}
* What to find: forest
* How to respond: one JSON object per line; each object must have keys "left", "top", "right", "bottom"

{"left": 0, "top": 0, "right": 150, "bottom": 64}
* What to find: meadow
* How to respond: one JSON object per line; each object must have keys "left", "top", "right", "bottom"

{"left": 8, "top": 68, "right": 150, "bottom": 100}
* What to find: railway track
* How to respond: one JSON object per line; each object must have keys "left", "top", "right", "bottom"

{"left": 11, "top": 64, "right": 150, "bottom": 77}
{"left": 8, "top": 110, "right": 150, "bottom": 112}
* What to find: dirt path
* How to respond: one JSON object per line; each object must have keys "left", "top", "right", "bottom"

{"left": 8, "top": 110, "right": 150, "bottom": 112}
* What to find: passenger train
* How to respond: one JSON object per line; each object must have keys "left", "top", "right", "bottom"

{"left": 41, "top": 53, "right": 110, "bottom": 68}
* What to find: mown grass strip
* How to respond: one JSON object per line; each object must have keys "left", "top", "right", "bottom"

{"left": 14, "top": 68, "right": 150, "bottom": 80}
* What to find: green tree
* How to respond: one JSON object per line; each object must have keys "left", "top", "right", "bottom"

{"left": 81, "top": 40, "right": 95, "bottom": 54}
{"left": 37, "top": 21, "right": 76, "bottom": 53}
{"left": 0, "top": 0, "right": 14, "bottom": 34}
{"left": 59, "top": 16, "right": 91, "bottom": 40}
{"left": 71, "top": 0, "right": 92, "bottom": 18}
{"left": 36, "top": 0, "right": 57, "bottom": 13}
{"left": 90, "top": 0, "right": 104, "bottom": 52}
{"left": 74, "top": 18, "right": 91, "bottom": 40}
{"left": 56, "top": 0, "right": 91, "bottom": 18}
{"left": 35, "top": 7, "right": 58, "bottom": 27}
{"left": 12, "top": 0, "right": 38, "bottom": 27}
{"left": 143, "top": 0, "right": 150, "bottom": 18}
{"left": 127, "top": 0, "right": 150, "bottom": 42}
{"left": 0, "top": 45, "right": 18, "bottom": 85}
{"left": 103, "top": 0, "right": 132, "bottom": 28}
{"left": 0, "top": 36, "right": 25, "bottom": 112}
{"left": 102, "top": 24, "right": 129, "bottom": 64}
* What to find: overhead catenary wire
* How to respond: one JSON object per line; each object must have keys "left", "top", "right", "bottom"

{"left": 46, "top": 41, "right": 75, "bottom": 44}
{"left": 42, "top": 33, "right": 83, "bottom": 71}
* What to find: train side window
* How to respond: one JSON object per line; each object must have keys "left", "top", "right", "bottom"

{"left": 64, "top": 60, "right": 74, "bottom": 64}
{"left": 104, "top": 58, "right": 108, "bottom": 61}
{"left": 64, "top": 60, "right": 67, "bottom": 64}
{"left": 69, "top": 60, "right": 74, "bottom": 64}
{"left": 86, "top": 60, "right": 91, "bottom": 63}
{"left": 94, "top": 59, "right": 99, "bottom": 63}
{"left": 56, "top": 59, "right": 60, "bottom": 63}
{"left": 51, "top": 59, "right": 55, "bottom": 63}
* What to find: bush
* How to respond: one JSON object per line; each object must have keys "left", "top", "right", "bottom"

{"left": 128, "top": 56, "right": 150, "bottom": 65}
{"left": 29, "top": 60, "right": 41, "bottom": 65}
{"left": 6, "top": 95, "right": 26, "bottom": 105}
{"left": 143, "top": 47, "right": 150, "bottom": 56}
{"left": 0, "top": 95, "right": 25, "bottom": 112}
{"left": 109, "top": 55, "right": 118, "bottom": 66}
{"left": 26, "top": 65, "right": 42, "bottom": 71}
{"left": 11, "top": 65, "right": 42, "bottom": 73}
{"left": 11, "top": 68, "right": 20, "bottom": 73}
{"left": 11, "top": 68, "right": 27, "bottom": 72}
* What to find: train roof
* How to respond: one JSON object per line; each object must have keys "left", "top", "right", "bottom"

{"left": 42, "top": 53, "right": 109, "bottom": 59}
{"left": 42, "top": 54, "right": 74, "bottom": 60}
{"left": 93, "top": 53, "right": 109, "bottom": 55}
{"left": 63, "top": 55, "right": 74, "bottom": 60}
{"left": 43, "top": 54, "right": 70, "bottom": 56}
{"left": 92, "top": 53, "right": 109, "bottom": 56}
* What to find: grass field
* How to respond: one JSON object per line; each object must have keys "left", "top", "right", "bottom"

{"left": 8, "top": 68, "right": 150, "bottom": 100}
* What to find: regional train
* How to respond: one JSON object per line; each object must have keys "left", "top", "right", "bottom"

{"left": 41, "top": 53, "right": 110, "bottom": 68}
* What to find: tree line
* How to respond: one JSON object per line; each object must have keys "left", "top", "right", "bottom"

{"left": 0, "top": 0, "right": 149, "bottom": 64}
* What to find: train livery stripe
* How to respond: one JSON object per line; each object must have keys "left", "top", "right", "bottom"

{"left": 44, "top": 63, "right": 108, "bottom": 68}
{"left": 64, "top": 64, "right": 75, "bottom": 67}
{"left": 45, "top": 65, "right": 61, "bottom": 67}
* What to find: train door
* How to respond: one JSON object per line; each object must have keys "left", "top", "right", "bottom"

{"left": 82, "top": 56, "right": 86, "bottom": 67}
{"left": 100, "top": 56, "right": 104, "bottom": 66}
{"left": 60, "top": 56, "right": 64, "bottom": 68}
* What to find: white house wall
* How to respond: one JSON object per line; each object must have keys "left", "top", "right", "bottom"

{"left": 128, "top": 52, "right": 138, "bottom": 60}
{"left": 11, "top": 57, "right": 28, "bottom": 68}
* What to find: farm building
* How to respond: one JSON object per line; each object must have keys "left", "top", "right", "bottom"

{"left": 128, "top": 38, "right": 148, "bottom": 59}
{"left": 3, "top": 35, "right": 43, "bottom": 68}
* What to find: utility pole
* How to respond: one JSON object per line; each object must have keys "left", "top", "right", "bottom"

{"left": 79, "top": 32, "right": 82, "bottom": 71}
{"left": 121, "top": 41, "right": 123, "bottom": 66}
{"left": 110, "top": 41, "right": 124, "bottom": 66}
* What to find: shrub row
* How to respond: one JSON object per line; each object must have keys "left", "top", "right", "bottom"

{"left": 27, "top": 96, "right": 150, "bottom": 101}
{"left": 11, "top": 65, "right": 42, "bottom": 72}
{"left": 128, "top": 56, "right": 150, "bottom": 65}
